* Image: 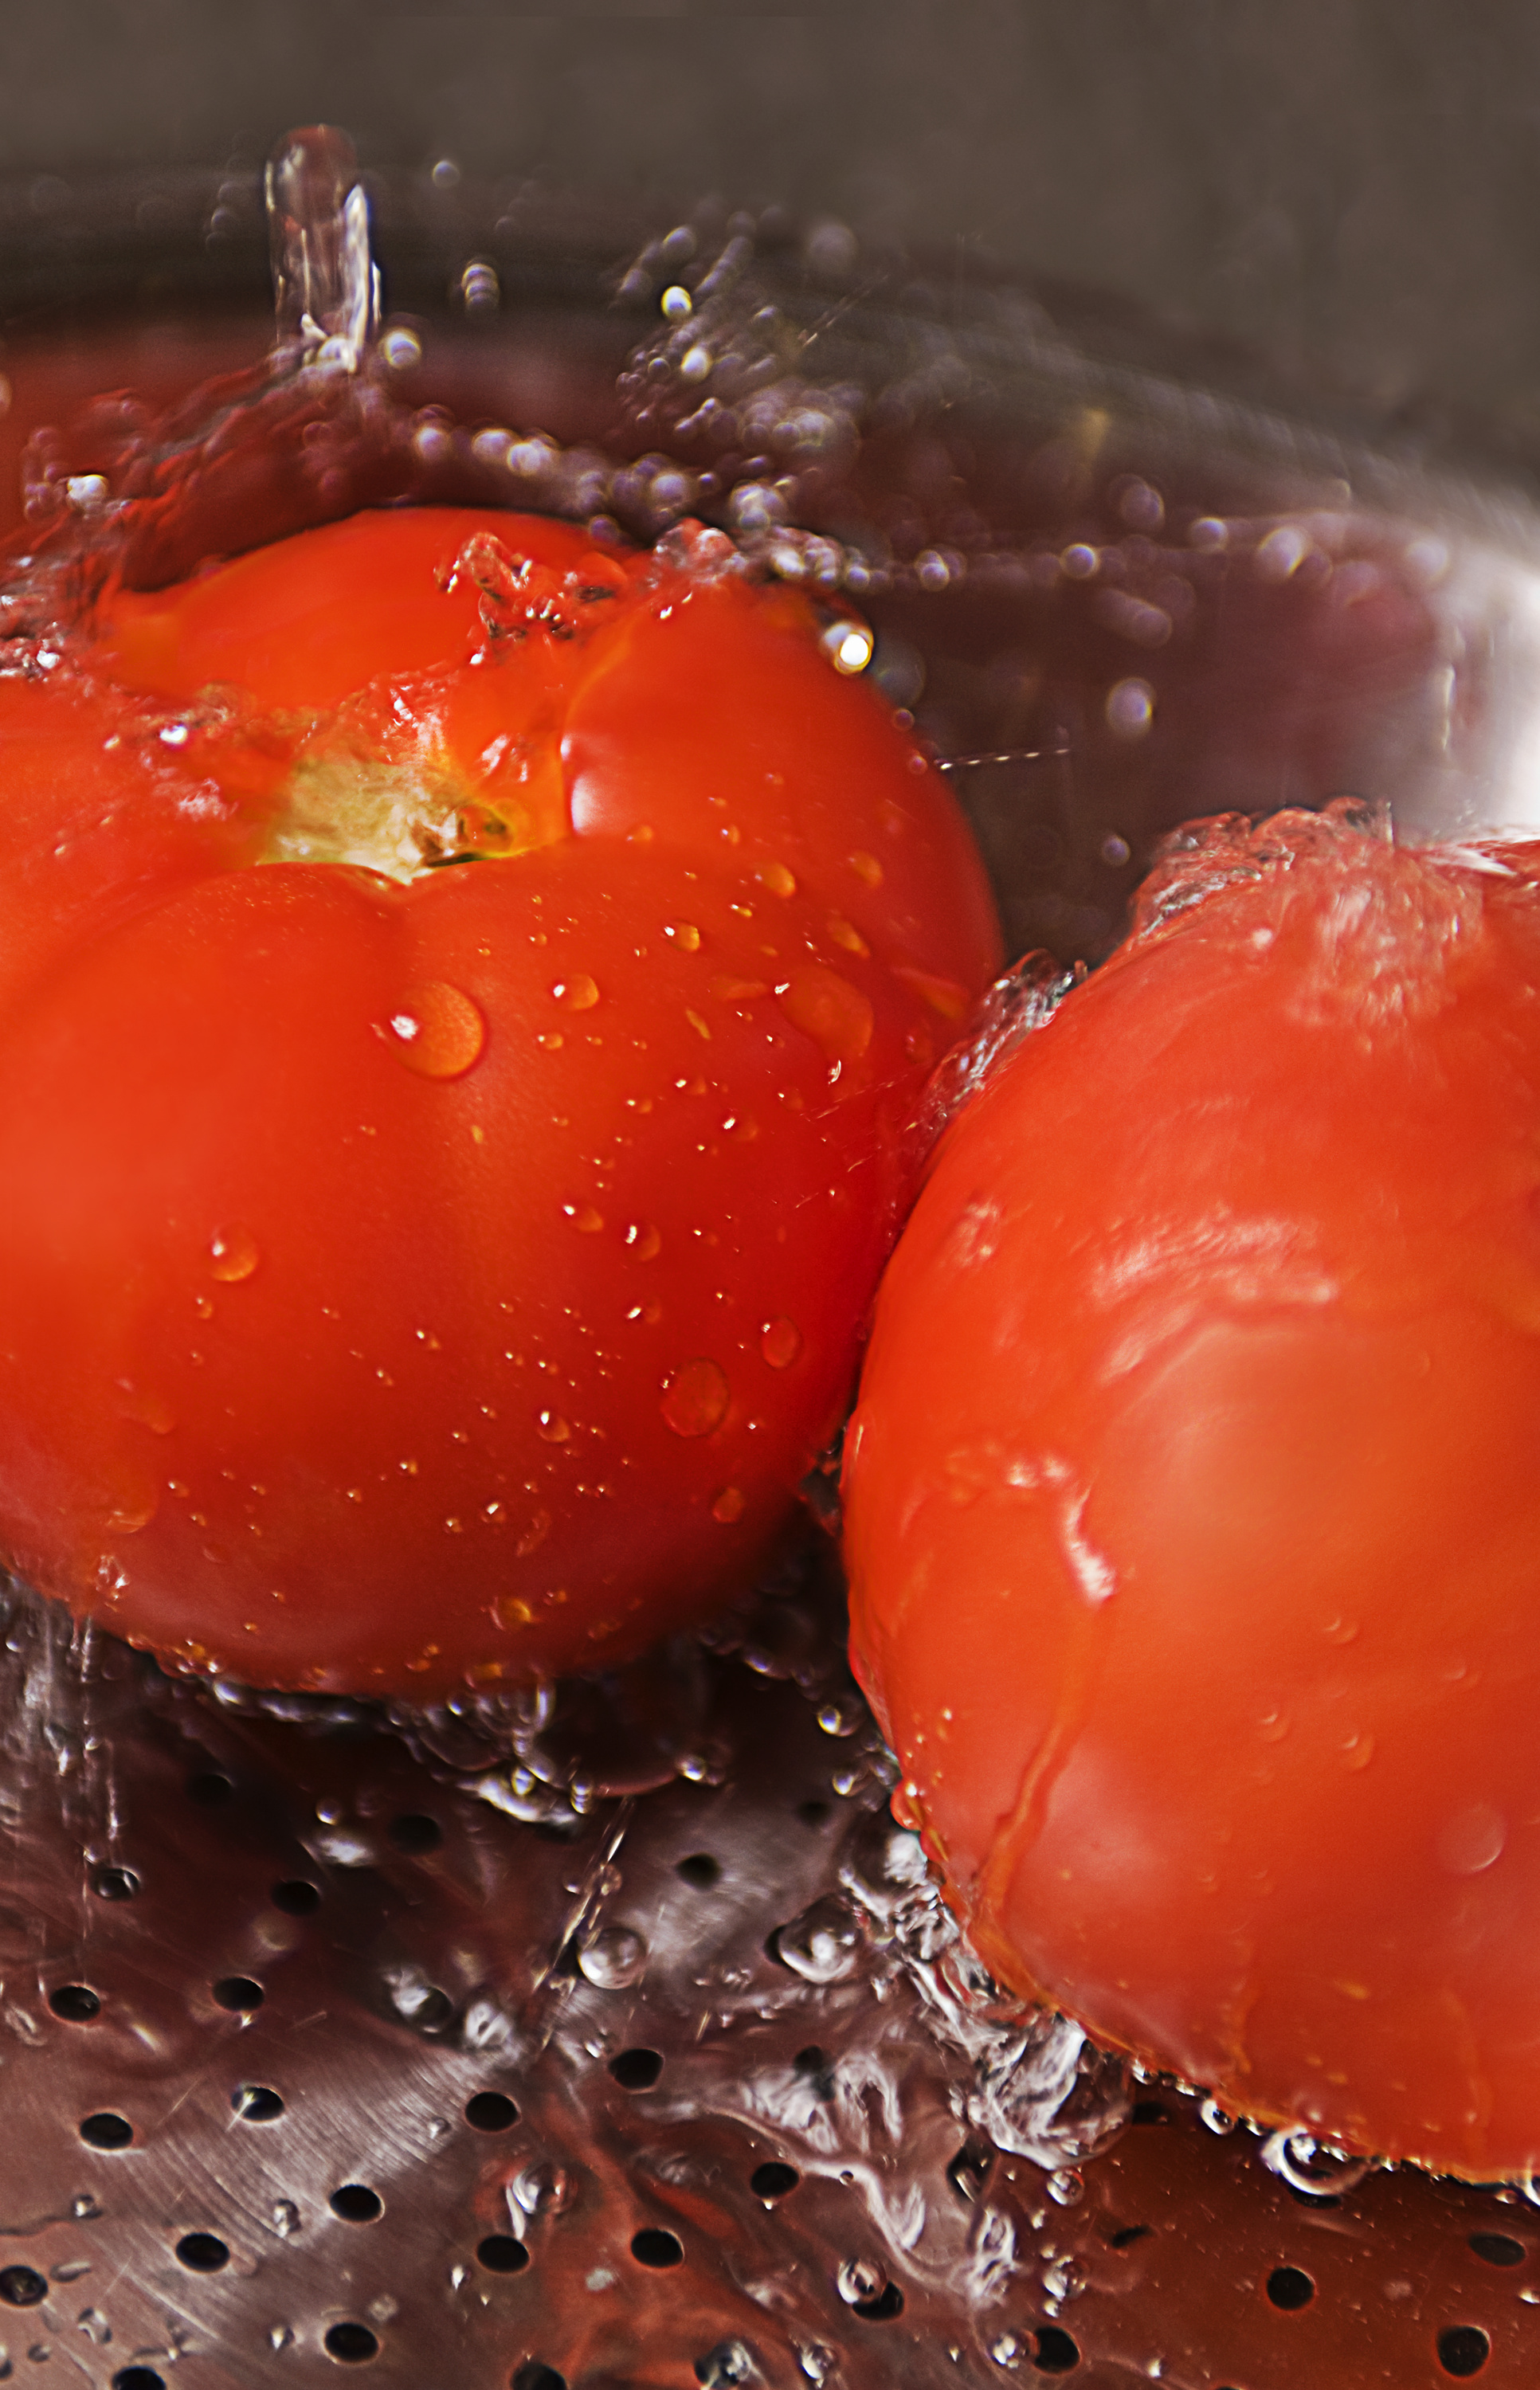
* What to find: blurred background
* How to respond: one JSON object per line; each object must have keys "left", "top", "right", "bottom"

{"left": 2, "top": 0, "right": 1539, "bottom": 483}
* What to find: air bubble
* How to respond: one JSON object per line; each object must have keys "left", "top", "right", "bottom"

{"left": 660, "top": 285, "right": 693, "bottom": 320}
{"left": 1106, "top": 678, "right": 1155, "bottom": 739}
{"left": 459, "top": 258, "right": 500, "bottom": 312}
{"left": 380, "top": 324, "right": 421, "bottom": 370}
{"left": 209, "top": 1224, "right": 260, "bottom": 1282}
{"left": 821, "top": 621, "right": 873, "bottom": 675}
{"left": 773, "top": 1895, "right": 863, "bottom": 1984}
{"left": 1255, "top": 523, "right": 1311, "bottom": 581}
{"left": 660, "top": 1358, "right": 730, "bottom": 1438}
{"left": 578, "top": 1927, "right": 648, "bottom": 1989}
{"left": 383, "top": 981, "right": 486, "bottom": 1078}
{"left": 1060, "top": 543, "right": 1099, "bottom": 579}
{"left": 1045, "top": 2168, "right": 1085, "bottom": 2207}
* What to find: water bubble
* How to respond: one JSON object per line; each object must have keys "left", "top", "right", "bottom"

{"left": 535, "top": 1410, "right": 571, "bottom": 1444}
{"left": 711, "top": 1487, "right": 746, "bottom": 1524}
{"left": 1045, "top": 2168, "right": 1084, "bottom": 2207}
{"left": 778, "top": 966, "right": 874, "bottom": 1068}
{"left": 552, "top": 973, "right": 599, "bottom": 1011}
{"left": 1115, "top": 476, "right": 1165, "bottom": 531}
{"left": 1060, "top": 543, "right": 1099, "bottom": 580}
{"left": 665, "top": 922, "right": 701, "bottom": 952}
{"left": 209, "top": 1224, "right": 260, "bottom": 1283}
{"left": 836, "top": 2255, "right": 888, "bottom": 2306}
{"left": 266, "top": 125, "right": 380, "bottom": 370}
{"left": 821, "top": 620, "right": 873, "bottom": 675}
{"left": 578, "top": 1927, "right": 648, "bottom": 1990}
{"left": 1255, "top": 523, "right": 1310, "bottom": 581}
{"left": 773, "top": 1895, "right": 864, "bottom": 1984}
{"left": 272, "top": 2198, "right": 301, "bottom": 2237}
{"left": 1189, "top": 515, "right": 1228, "bottom": 550}
{"left": 1200, "top": 2098, "right": 1236, "bottom": 2134}
{"left": 1260, "top": 2129, "right": 1377, "bottom": 2197}
{"left": 383, "top": 981, "right": 486, "bottom": 1078}
{"left": 1101, "top": 833, "right": 1131, "bottom": 867}
{"left": 660, "top": 1358, "right": 730, "bottom": 1439}
{"left": 625, "top": 1221, "right": 662, "bottom": 1262}
{"left": 1105, "top": 678, "right": 1155, "bottom": 739}
{"left": 817, "top": 1697, "right": 863, "bottom": 1738}
{"left": 380, "top": 324, "right": 421, "bottom": 370}
{"left": 757, "top": 1316, "right": 804, "bottom": 1372}
{"left": 660, "top": 284, "right": 693, "bottom": 320}
{"left": 459, "top": 258, "right": 500, "bottom": 312}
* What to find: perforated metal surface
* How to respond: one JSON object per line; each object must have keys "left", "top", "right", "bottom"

{"left": 1, "top": 1557, "right": 1537, "bottom": 2388}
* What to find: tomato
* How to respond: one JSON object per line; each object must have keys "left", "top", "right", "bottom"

{"left": 0, "top": 507, "right": 999, "bottom": 1697}
{"left": 844, "top": 801, "right": 1540, "bottom": 2180}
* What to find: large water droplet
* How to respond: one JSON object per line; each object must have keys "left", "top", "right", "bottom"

{"left": 660, "top": 1358, "right": 730, "bottom": 1438}
{"left": 625, "top": 1220, "right": 662, "bottom": 1262}
{"left": 778, "top": 966, "right": 874, "bottom": 1068}
{"left": 836, "top": 2255, "right": 888, "bottom": 2306}
{"left": 578, "top": 1927, "right": 647, "bottom": 1989}
{"left": 848, "top": 851, "right": 884, "bottom": 888}
{"left": 210, "top": 1224, "right": 260, "bottom": 1283}
{"left": 382, "top": 981, "right": 486, "bottom": 1079}
{"left": 665, "top": 922, "right": 701, "bottom": 952}
{"left": 711, "top": 1486, "right": 745, "bottom": 1524}
{"left": 535, "top": 1410, "right": 571, "bottom": 1444}
{"left": 758, "top": 860, "right": 797, "bottom": 899}
{"left": 1438, "top": 1802, "right": 1507, "bottom": 1875}
{"left": 266, "top": 125, "right": 380, "bottom": 369}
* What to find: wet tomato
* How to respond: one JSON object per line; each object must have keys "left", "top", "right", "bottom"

{"left": 0, "top": 507, "right": 999, "bottom": 1696}
{"left": 845, "top": 801, "right": 1540, "bottom": 2180}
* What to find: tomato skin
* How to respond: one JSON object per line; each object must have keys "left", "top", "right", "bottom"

{"left": 0, "top": 509, "right": 1000, "bottom": 1695}
{"left": 844, "top": 809, "right": 1540, "bottom": 2180}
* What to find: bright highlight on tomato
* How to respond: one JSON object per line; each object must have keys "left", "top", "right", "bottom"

{"left": 844, "top": 802, "right": 1540, "bottom": 2180}
{"left": 0, "top": 507, "right": 999, "bottom": 1696}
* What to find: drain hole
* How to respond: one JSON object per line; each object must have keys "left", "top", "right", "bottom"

{"left": 852, "top": 2282, "right": 904, "bottom": 2321}
{"left": 80, "top": 2112, "right": 132, "bottom": 2150}
{"left": 113, "top": 2372, "right": 167, "bottom": 2390}
{"left": 324, "top": 2321, "right": 380, "bottom": 2364}
{"left": 0, "top": 2265, "right": 47, "bottom": 2307}
{"left": 1109, "top": 2224, "right": 1152, "bottom": 2251}
{"left": 631, "top": 2227, "right": 685, "bottom": 2269}
{"left": 476, "top": 2235, "right": 530, "bottom": 2274}
{"left": 750, "top": 2161, "right": 799, "bottom": 2202}
{"left": 609, "top": 2047, "right": 664, "bottom": 2091}
{"left": 186, "top": 1771, "right": 233, "bottom": 1805}
{"left": 271, "top": 1879, "right": 322, "bottom": 1916}
{"left": 1266, "top": 2265, "right": 1315, "bottom": 2310}
{"left": 92, "top": 1864, "right": 139, "bottom": 1901}
{"left": 212, "top": 1975, "right": 264, "bottom": 2012}
{"left": 1033, "top": 2326, "right": 1080, "bottom": 2372}
{"left": 49, "top": 1983, "right": 100, "bottom": 2022}
{"left": 793, "top": 2044, "right": 836, "bottom": 2100}
{"left": 511, "top": 2368, "right": 566, "bottom": 2390}
{"left": 175, "top": 2232, "right": 229, "bottom": 2273}
{"left": 676, "top": 1853, "right": 722, "bottom": 1890}
{"left": 1470, "top": 2231, "right": 1526, "bottom": 2267}
{"left": 233, "top": 2084, "right": 285, "bottom": 2122}
{"left": 1131, "top": 2099, "right": 1169, "bottom": 2125}
{"left": 387, "top": 1812, "right": 441, "bottom": 1854}
{"left": 1439, "top": 2327, "right": 1492, "bottom": 2377}
{"left": 330, "top": 2184, "right": 384, "bottom": 2223}
{"left": 465, "top": 2091, "right": 519, "bottom": 2133}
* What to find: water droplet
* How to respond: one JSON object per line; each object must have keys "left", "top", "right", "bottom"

{"left": 383, "top": 981, "right": 486, "bottom": 1078}
{"left": 817, "top": 1696, "right": 862, "bottom": 1738}
{"left": 625, "top": 1220, "right": 661, "bottom": 1262}
{"left": 848, "top": 850, "right": 884, "bottom": 888}
{"left": 380, "top": 324, "right": 421, "bottom": 370}
{"left": 665, "top": 922, "right": 701, "bottom": 952}
{"left": 272, "top": 2197, "right": 301, "bottom": 2237}
{"left": 578, "top": 1927, "right": 647, "bottom": 1989}
{"left": 552, "top": 973, "right": 599, "bottom": 1011}
{"left": 1045, "top": 2168, "right": 1084, "bottom": 2207}
{"left": 1200, "top": 2098, "right": 1236, "bottom": 2134}
{"left": 511, "top": 2161, "right": 568, "bottom": 2217}
{"left": 515, "top": 1507, "right": 551, "bottom": 1557}
{"left": 826, "top": 913, "right": 870, "bottom": 958}
{"left": 1189, "top": 515, "right": 1228, "bottom": 550}
{"left": 536, "top": 1410, "right": 571, "bottom": 1444}
{"left": 210, "top": 1224, "right": 260, "bottom": 1282}
{"left": 821, "top": 621, "right": 873, "bottom": 675}
{"left": 711, "top": 1486, "right": 746, "bottom": 1524}
{"left": 1256, "top": 523, "right": 1310, "bottom": 581}
{"left": 660, "top": 284, "right": 693, "bottom": 320}
{"left": 836, "top": 2255, "right": 888, "bottom": 2306}
{"left": 562, "top": 1202, "right": 605, "bottom": 1234}
{"left": 778, "top": 966, "right": 875, "bottom": 1067}
{"left": 1438, "top": 1802, "right": 1507, "bottom": 1875}
{"left": 660, "top": 1358, "right": 730, "bottom": 1438}
{"left": 104, "top": 1494, "right": 158, "bottom": 1536}
{"left": 1100, "top": 833, "right": 1131, "bottom": 868}
{"left": 774, "top": 1894, "right": 864, "bottom": 1983}
{"left": 761, "top": 1317, "right": 803, "bottom": 1369}
{"left": 757, "top": 860, "right": 797, "bottom": 899}
{"left": 1060, "top": 542, "right": 1099, "bottom": 579}
{"left": 1106, "top": 678, "right": 1155, "bottom": 739}
{"left": 990, "top": 2333, "right": 1029, "bottom": 2370}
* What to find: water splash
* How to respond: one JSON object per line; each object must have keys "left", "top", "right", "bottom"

{"left": 266, "top": 126, "right": 381, "bottom": 371}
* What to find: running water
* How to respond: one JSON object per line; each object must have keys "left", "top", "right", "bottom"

{"left": 265, "top": 125, "right": 381, "bottom": 371}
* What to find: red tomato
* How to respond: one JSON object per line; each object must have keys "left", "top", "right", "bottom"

{"left": 0, "top": 507, "right": 999, "bottom": 1696}
{"left": 844, "top": 802, "right": 1540, "bottom": 2180}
